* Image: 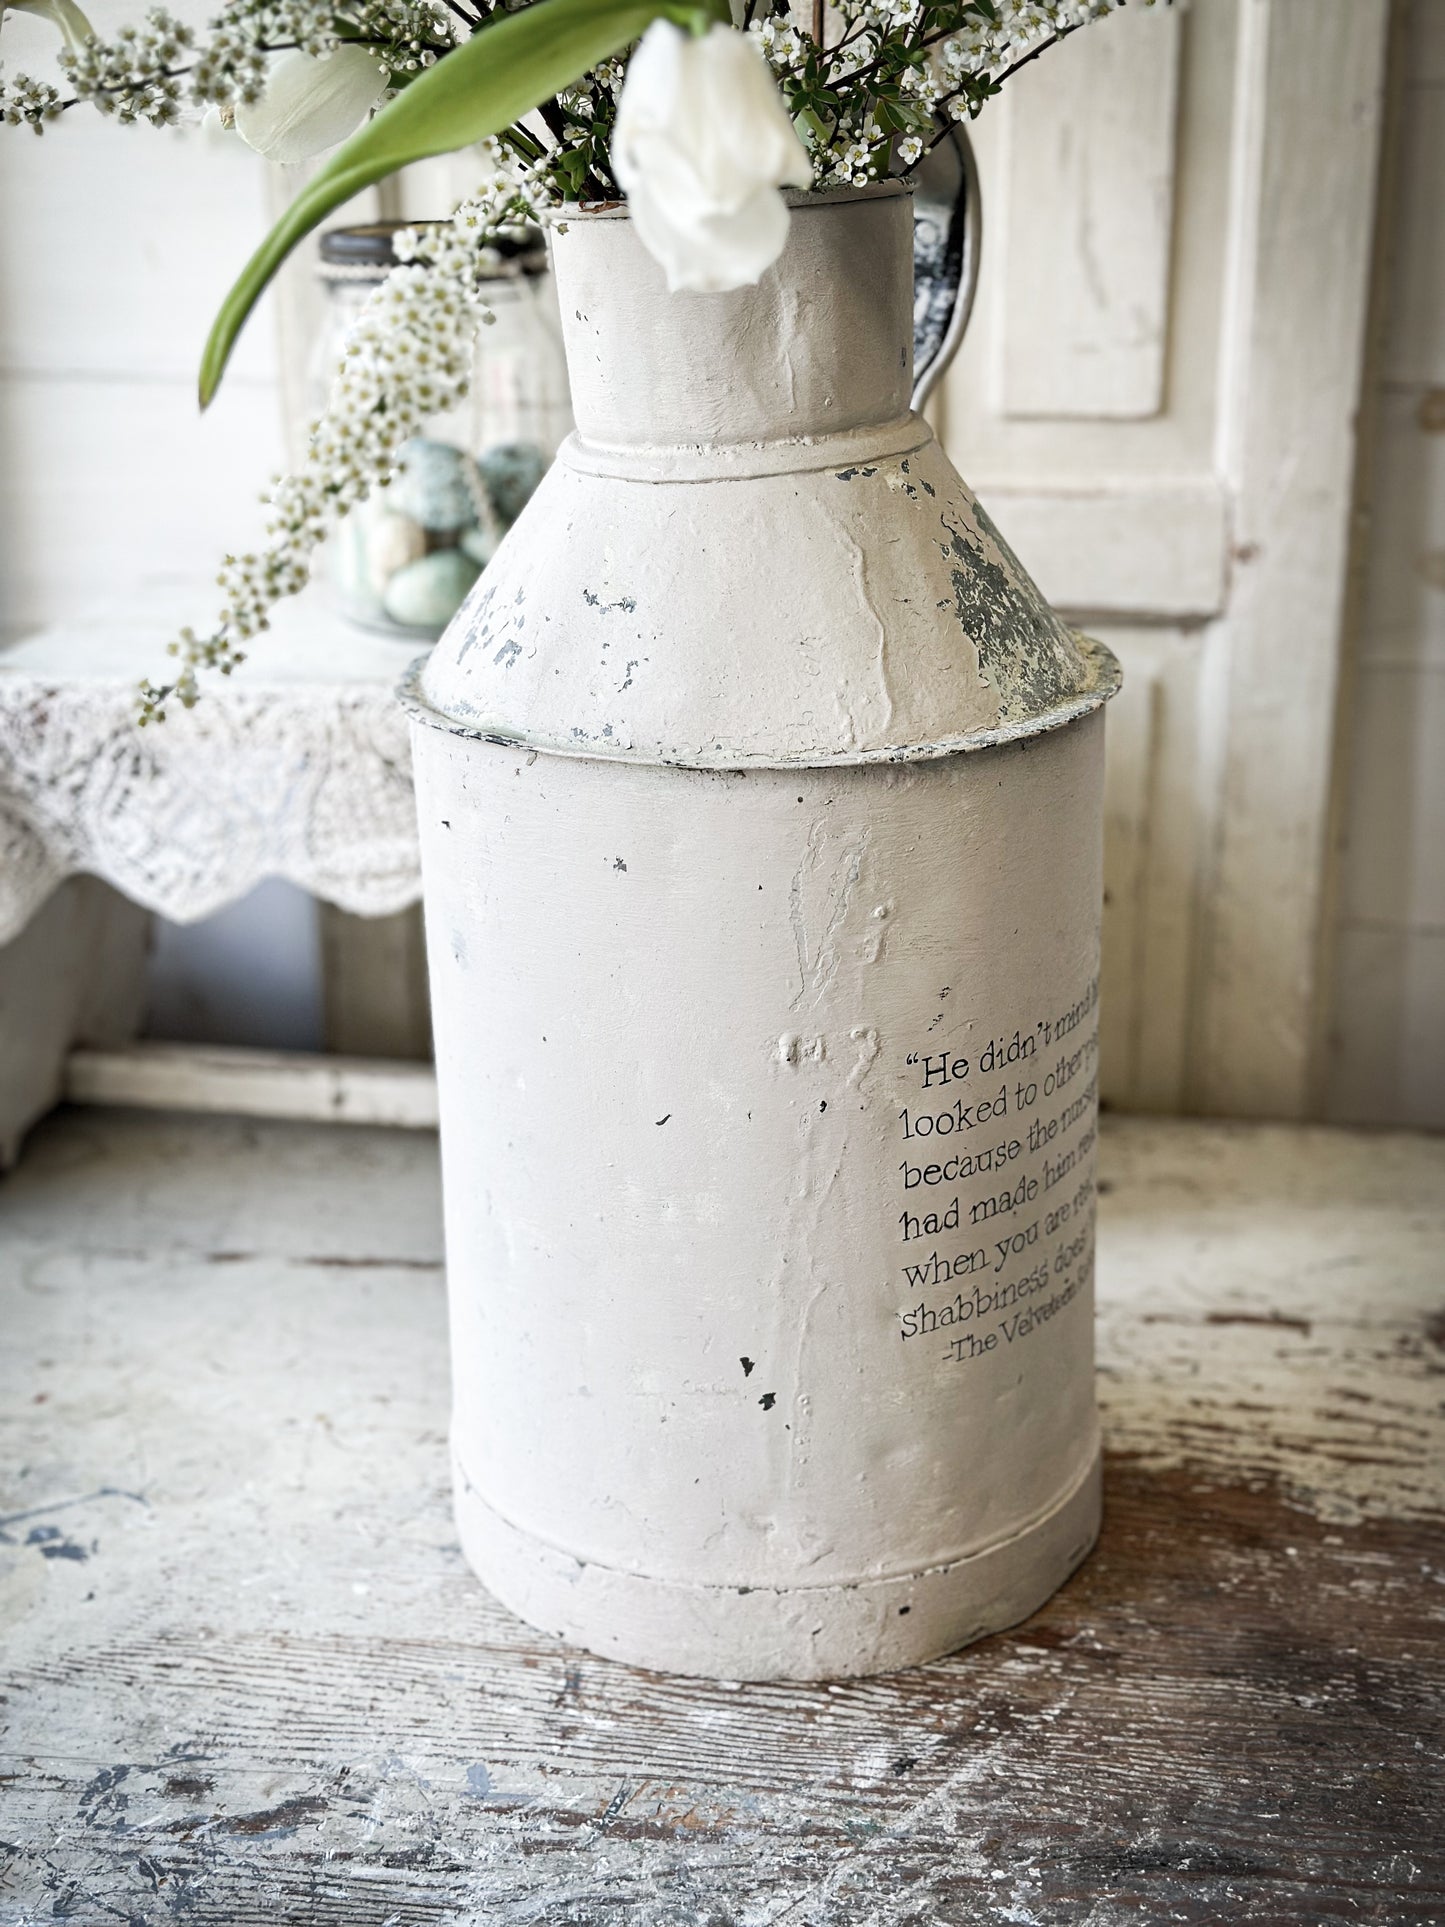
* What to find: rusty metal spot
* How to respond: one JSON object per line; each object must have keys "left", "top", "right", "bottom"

{"left": 940, "top": 500, "right": 1081, "bottom": 721}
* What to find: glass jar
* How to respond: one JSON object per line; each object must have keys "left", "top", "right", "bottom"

{"left": 312, "top": 222, "right": 571, "bottom": 639}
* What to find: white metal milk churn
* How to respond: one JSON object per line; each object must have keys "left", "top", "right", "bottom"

{"left": 402, "top": 184, "right": 1120, "bottom": 1679}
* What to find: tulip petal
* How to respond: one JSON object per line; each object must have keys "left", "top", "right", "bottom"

{"left": 202, "top": 0, "right": 729, "bottom": 406}
{"left": 8, "top": 0, "right": 95, "bottom": 56}
{"left": 612, "top": 22, "right": 812, "bottom": 294}
{"left": 234, "top": 46, "right": 388, "bottom": 167}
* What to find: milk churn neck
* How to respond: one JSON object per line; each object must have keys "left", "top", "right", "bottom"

{"left": 406, "top": 182, "right": 1121, "bottom": 771}
{"left": 549, "top": 185, "right": 916, "bottom": 460}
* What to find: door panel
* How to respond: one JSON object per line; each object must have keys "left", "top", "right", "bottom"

{"left": 934, "top": 0, "right": 1389, "bottom": 1116}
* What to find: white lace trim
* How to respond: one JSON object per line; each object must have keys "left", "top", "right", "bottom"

{"left": 0, "top": 582, "right": 423, "bottom": 943}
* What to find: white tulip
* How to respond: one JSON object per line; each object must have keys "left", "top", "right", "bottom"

{"left": 234, "top": 45, "right": 387, "bottom": 166}
{"left": 611, "top": 21, "right": 813, "bottom": 296}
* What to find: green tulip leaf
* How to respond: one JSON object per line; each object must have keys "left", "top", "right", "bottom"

{"left": 200, "top": 0, "right": 726, "bottom": 406}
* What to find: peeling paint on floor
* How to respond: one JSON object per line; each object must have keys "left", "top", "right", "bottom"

{"left": 0, "top": 1109, "right": 1441, "bottom": 1923}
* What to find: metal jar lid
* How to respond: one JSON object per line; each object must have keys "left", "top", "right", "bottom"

{"left": 317, "top": 220, "right": 549, "bottom": 282}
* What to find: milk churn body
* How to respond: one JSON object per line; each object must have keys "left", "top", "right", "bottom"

{"left": 404, "top": 186, "right": 1120, "bottom": 1679}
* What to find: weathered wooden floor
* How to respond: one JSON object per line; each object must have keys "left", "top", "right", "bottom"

{"left": 2, "top": 1109, "right": 1442, "bottom": 1925}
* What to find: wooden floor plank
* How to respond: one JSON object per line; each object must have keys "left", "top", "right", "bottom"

{"left": 1, "top": 1110, "right": 1441, "bottom": 1924}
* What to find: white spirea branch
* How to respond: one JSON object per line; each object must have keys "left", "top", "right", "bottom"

{"left": 0, "top": 0, "right": 454, "bottom": 128}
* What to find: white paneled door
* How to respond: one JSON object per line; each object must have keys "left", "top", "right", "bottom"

{"left": 935, "top": 0, "right": 1390, "bottom": 1118}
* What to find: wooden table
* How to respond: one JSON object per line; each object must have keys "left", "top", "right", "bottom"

{"left": 2, "top": 1109, "right": 1441, "bottom": 1923}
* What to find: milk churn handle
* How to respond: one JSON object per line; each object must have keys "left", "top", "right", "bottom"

{"left": 911, "top": 124, "right": 982, "bottom": 411}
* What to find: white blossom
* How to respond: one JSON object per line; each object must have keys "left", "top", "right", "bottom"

{"left": 61, "top": 7, "right": 193, "bottom": 123}
{"left": 0, "top": 68, "right": 63, "bottom": 126}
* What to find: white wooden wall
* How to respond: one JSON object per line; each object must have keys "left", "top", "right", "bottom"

{"left": 1325, "top": 0, "right": 1445, "bottom": 1128}
{"left": 935, "top": 0, "right": 1391, "bottom": 1117}
{"left": 0, "top": 7, "right": 288, "bottom": 641}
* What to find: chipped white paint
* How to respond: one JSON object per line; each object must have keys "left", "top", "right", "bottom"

{"left": 407, "top": 190, "right": 1119, "bottom": 1679}
{"left": 1096, "top": 1120, "right": 1445, "bottom": 1524}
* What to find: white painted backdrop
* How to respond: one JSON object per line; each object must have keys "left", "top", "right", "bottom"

{"left": 932, "top": 0, "right": 1407, "bottom": 1120}
{"left": 2, "top": 0, "right": 1435, "bottom": 1123}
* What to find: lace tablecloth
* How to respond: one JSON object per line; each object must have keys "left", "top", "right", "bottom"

{"left": 0, "top": 580, "right": 424, "bottom": 946}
